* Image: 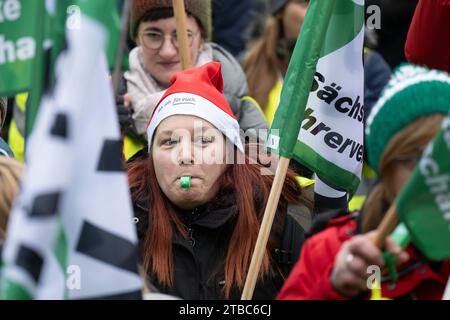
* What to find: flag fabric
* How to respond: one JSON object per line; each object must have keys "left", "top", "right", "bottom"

{"left": 395, "top": 113, "right": 450, "bottom": 261}
{"left": 0, "top": 0, "right": 44, "bottom": 97}
{"left": 106, "top": 1, "right": 122, "bottom": 71}
{"left": 18, "top": 0, "right": 121, "bottom": 136}
{"left": 26, "top": 0, "right": 72, "bottom": 137}
{"left": 1, "top": 0, "right": 142, "bottom": 299}
{"left": 444, "top": 276, "right": 450, "bottom": 300}
{"left": 268, "top": 0, "right": 365, "bottom": 195}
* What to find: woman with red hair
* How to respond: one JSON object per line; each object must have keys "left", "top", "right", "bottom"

{"left": 127, "top": 62, "right": 312, "bottom": 299}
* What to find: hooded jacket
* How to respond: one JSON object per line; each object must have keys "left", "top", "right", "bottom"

{"left": 133, "top": 190, "right": 306, "bottom": 300}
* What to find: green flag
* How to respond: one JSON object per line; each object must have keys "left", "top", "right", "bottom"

{"left": 105, "top": 1, "right": 123, "bottom": 71}
{"left": 0, "top": 0, "right": 43, "bottom": 97}
{"left": 396, "top": 113, "right": 450, "bottom": 261}
{"left": 1, "top": 0, "right": 142, "bottom": 299}
{"left": 26, "top": 1, "right": 53, "bottom": 138}
{"left": 26, "top": 0, "right": 123, "bottom": 138}
{"left": 268, "top": 0, "right": 365, "bottom": 195}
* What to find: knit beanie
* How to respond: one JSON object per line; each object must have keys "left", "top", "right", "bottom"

{"left": 130, "top": 0, "right": 212, "bottom": 40}
{"left": 365, "top": 64, "right": 450, "bottom": 173}
{"left": 147, "top": 61, "right": 243, "bottom": 152}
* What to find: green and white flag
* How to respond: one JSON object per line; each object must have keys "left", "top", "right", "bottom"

{"left": 1, "top": 0, "right": 142, "bottom": 299}
{"left": 268, "top": 0, "right": 365, "bottom": 195}
{"left": 26, "top": 0, "right": 72, "bottom": 137}
{"left": 0, "top": 0, "right": 44, "bottom": 96}
{"left": 396, "top": 113, "right": 450, "bottom": 261}
{"left": 0, "top": 0, "right": 122, "bottom": 137}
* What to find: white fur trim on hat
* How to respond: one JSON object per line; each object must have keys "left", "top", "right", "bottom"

{"left": 147, "top": 93, "right": 244, "bottom": 152}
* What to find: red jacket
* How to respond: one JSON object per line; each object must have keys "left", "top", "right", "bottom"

{"left": 405, "top": 0, "right": 450, "bottom": 73}
{"left": 277, "top": 214, "right": 450, "bottom": 300}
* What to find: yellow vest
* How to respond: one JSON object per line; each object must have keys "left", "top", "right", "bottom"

{"left": 264, "top": 81, "right": 283, "bottom": 126}
{"left": 8, "top": 93, "right": 28, "bottom": 162}
{"left": 123, "top": 134, "right": 144, "bottom": 161}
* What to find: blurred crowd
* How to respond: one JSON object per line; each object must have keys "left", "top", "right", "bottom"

{"left": 1, "top": 0, "right": 450, "bottom": 300}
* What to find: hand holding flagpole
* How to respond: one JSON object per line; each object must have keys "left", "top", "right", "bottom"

{"left": 241, "top": 0, "right": 337, "bottom": 300}
{"left": 373, "top": 205, "right": 398, "bottom": 249}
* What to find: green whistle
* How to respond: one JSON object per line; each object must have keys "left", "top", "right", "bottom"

{"left": 180, "top": 176, "right": 191, "bottom": 189}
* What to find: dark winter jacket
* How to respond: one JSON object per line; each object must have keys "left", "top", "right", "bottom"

{"left": 134, "top": 191, "right": 306, "bottom": 300}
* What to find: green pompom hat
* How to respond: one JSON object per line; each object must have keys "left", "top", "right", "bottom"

{"left": 365, "top": 64, "right": 450, "bottom": 174}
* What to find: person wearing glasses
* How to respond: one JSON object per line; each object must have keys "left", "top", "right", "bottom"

{"left": 122, "top": 0, "right": 267, "bottom": 160}
{"left": 277, "top": 64, "right": 450, "bottom": 300}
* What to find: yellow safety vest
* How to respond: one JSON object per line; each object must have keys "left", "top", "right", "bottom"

{"left": 123, "top": 134, "right": 144, "bottom": 161}
{"left": 264, "top": 81, "right": 283, "bottom": 126}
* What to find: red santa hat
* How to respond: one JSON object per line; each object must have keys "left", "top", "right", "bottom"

{"left": 146, "top": 62, "right": 244, "bottom": 152}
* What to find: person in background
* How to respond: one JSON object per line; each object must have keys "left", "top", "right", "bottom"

{"left": 211, "top": 0, "right": 253, "bottom": 60}
{"left": 0, "top": 157, "right": 23, "bottom": 241}
{"left": 127, "top": 62, "right": 312, "bottom": 299}
{"left": 366, "top": 0, "right": 418, "bottom": 70}
{"left": 0, "top": 98, "right": 14, "bottom": 158}
{"left": 243, "top": 0, "right": 309, "bottom": 125}
{"left": 277, "top": 64, "right": 450, "bottom": 300}
{"left": 122, "top": 0, "right": 267, "bottom": 160}
{"left": 243, "top": 0, "right": 391, "bottom": 215}
{"left": 348, "top": 31, "right": 391, "bottom": 213}
{"left": 363, "top": 29, "right": 392, "bottom": 123}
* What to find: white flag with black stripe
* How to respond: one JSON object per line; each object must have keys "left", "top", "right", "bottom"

{"left": 1, "top": 0, "right": 143, "bottom": 299}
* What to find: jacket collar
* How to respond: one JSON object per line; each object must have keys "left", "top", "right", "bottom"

{"left": 134, "top": 191, "right": 238, "bottom": 230}
{"left": 177, "top": 191, "right": 238, "bottom": 229}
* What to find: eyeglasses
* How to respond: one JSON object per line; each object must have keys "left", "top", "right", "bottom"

{"left": 140, "top": 29, "right": 199, "bottom": 50}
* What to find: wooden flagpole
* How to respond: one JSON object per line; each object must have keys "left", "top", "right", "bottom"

{"left": 173, "top": 0, "right": 192, "bottom": 70}
{"left": 241, "top": 156, "right": 291, "bottom": 300}
{"left": 373, "top": 205, "right": 398, "bottom": 248}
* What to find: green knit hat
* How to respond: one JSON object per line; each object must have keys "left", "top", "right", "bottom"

{"left": 130, "top": 0, "right": 212, "bottom": 41}
{"left": 366, "top": 64, "right": 450, "bottom": 174}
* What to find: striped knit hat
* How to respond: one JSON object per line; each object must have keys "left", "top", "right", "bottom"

{"left": 365, "top": 64, "right": 450, "bottom": 173}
